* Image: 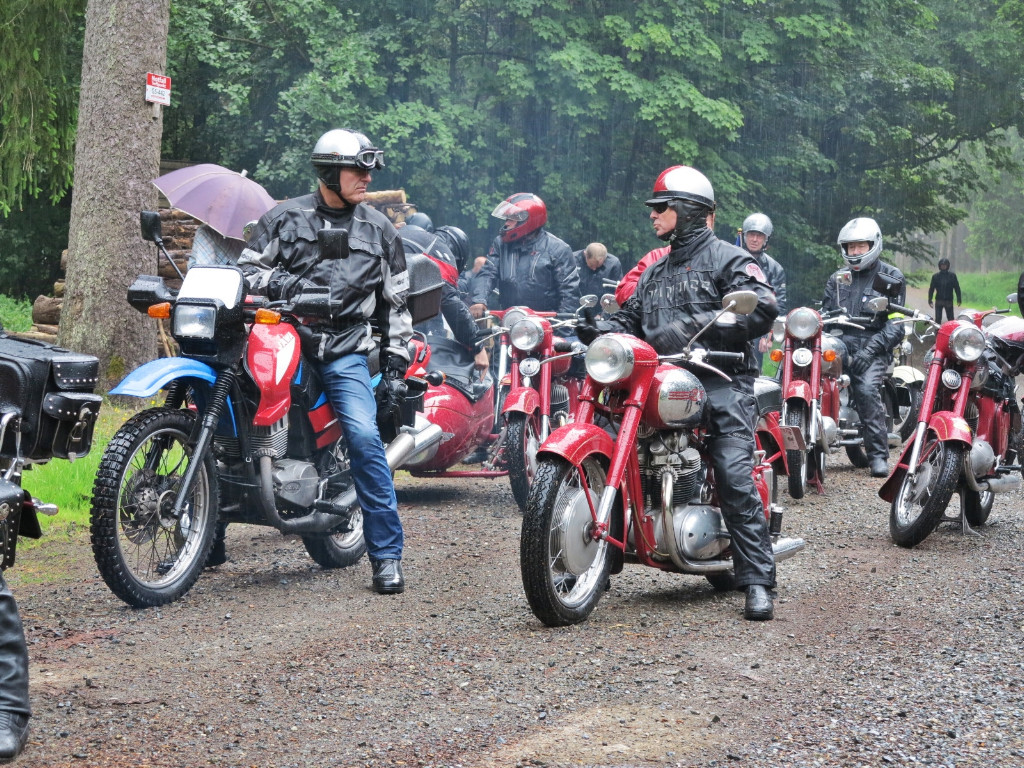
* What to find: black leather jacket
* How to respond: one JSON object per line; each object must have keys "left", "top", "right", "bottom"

{"left": 822, "top": 261, "right": 905, "bottom": 355}
{"left": 239, "top": 190, "right": 412, "bottom": 366}
{"left": 598, "top": 228, "right": 779, "bottom": 375}
{"left": 748, "top": 250, "right": 787, "bottom": 315}
{"left": 400, "top": 226, "right": 487, "bottom": 350}
{"left": 574, "top": 250, "right": 623, "bottom": 300}
{"left": 470, "top": 228, "right": 581, "bottom": 316}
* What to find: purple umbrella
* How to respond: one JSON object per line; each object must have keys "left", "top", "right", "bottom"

{"left": 152, "top": 164, "right": 276, "bottom": 241}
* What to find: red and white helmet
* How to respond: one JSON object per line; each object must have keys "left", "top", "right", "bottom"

{"left": 491, "top": 193, "right": 547, "bottom": 243}
{"left": 645, "top": 166, "right": 715, "bottom": 210}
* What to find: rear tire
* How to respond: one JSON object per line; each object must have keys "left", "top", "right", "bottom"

{"left": 961, "top": 487, "right": 994, "bottom": 527}
{"left": 898, "top": 384, "right": 923, "bottom": 443}
{"left": 845, "top": 444, "right": 869, "bottom": 468}
{"left": 705, "top": 571, "right": 736, "bottom": 592}
{"left": 507, "top": 412, "right": 541, "bottom": 512}
{"left": 785, "top": 404, "right": 808, "bottom": 500}
{"left": 302, "top": 509, "right": 367, "bottom": 568}
{"left": 889, "top": 434, "right": 963, "bottom": 547}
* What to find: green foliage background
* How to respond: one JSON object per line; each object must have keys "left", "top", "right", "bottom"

{"left": 5, "top": 0, "right": 1024, "bottom": 305}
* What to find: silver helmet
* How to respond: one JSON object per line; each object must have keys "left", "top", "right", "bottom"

{"left": 311, "top": 128, "right": 384, "bottom": 196}
{"left": 742, "top": 213, "right": 773, "bottom": 252}
{"left": 837, "top": 217, "right": 883, "bottom": 272}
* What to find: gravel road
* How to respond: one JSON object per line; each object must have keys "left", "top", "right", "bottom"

{"left": 7, "top": 457, "right": 1024, "bottom": 768}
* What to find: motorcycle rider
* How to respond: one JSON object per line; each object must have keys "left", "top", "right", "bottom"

{"left": 822, "top": 217, "right": 905, "bottom": 478}
{"left": 400, "top": 222, "right": 489, "bottom": 369}
{"left": 927, "top": 258, "right": 961, "bottom": 323}
{"left": 614, "top": 211, "right": 714, "bottom": 306}
{"left": 740, "top": 213, "right": 788, "bottom": 369}
{"left": 467, "top": 193, "right": 581, "bottom": 333}
{"left": 238, "top": 128, "right": 412, "bottom": 595}
{"left": 578, "top": 165, "right": 780, "bottom": 621}
{"left": 574, "top": 242, "right": 622, "bottom": 304}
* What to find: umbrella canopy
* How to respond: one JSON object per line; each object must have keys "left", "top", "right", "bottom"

{"left": 152, "top": 164, "right": 276, "bottom": 241}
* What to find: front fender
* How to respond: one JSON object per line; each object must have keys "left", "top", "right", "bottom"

{"left": 892, "top": 364, "right": 925, "bottom": 386}
{"left": 538, "top": 423, "right": 614, "bottom": 467}
{"left": 785, "top": 380, "right": 813, "bottom": 406}
{"left": 109, "top": 357, "right": 218, "bottom": 397}
{"left": 877, "top": 412, "right": 971, "bottom": 502}
{"left": 502, "top": 386, "right": 540, "bottom": 417}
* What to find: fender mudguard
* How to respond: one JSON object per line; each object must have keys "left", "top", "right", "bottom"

{"left": 877, "top": 411, "right": 971, "bottom": 502}
{"left": 109, "top": 357, "right": 218, "bottom": 397}
{"left": 537, "top": 423, "right": 615, "bottom": 467}
{"left": 502, "top": 386, "right": 540, "bottom": 417}
{"left": 785, "top": 380, "right": 813, "bottom": 406}
{"left": 892, "top": 364, "right": 925, "bottom": 386}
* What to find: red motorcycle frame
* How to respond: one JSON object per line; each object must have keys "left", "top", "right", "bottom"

{"left": 879, "top": 304, "right": 1024, "bottom": 547}
{"left": 519, "top": 291, "right": 805, "bottom": 627}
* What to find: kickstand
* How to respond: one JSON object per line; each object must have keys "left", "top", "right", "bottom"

{"left": 942, "top": 491, "right": 981, "bottom": 537}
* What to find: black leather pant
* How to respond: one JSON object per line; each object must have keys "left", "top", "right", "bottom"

{"left": 702, "top": 376, "right": 776, "bottom": 589}
{"left": 0, "top": 573, "right": 29, "bottom": 717}
{"left": 933, "top": 300, "right": 955, "bottom": 323}
{"left": 848, "top": 355, "right": 890, "bottom": 462}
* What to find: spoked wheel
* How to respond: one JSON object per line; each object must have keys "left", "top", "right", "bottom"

{"left": 520, "top": 456, "right": 611, "bottom": 626}
{"left": 91, "top": 408, "right": 218, "bottom": 607}
{"left": 507, "top": 412, "right": 541, "bottom": 512}
{"left": 302, "top": 509, "right": 366, "bottom": 567}
{"left": 961, "top": 487, "right": 994, "bottom": 527}
{"left": 785, "top": 404, "right": 808, "bottom": 499}
{"left": 889, "top": 433, "right": 964, "bottom": 548}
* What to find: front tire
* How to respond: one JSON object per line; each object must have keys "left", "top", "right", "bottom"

{"left": 520, "top": 456, "right": 611, "bottom": 626}
{"left": 302, "top": 509, "right": 367, "bottom": 568}
{"left": 889, "top": 434, "right": 964, "bottom": 548}
{"left": 507, "top": 412, "right": 541, "bottom": 512}
{"left": 90, "top": 408, "right": 218, "bottom": 607}
{"left": 785, "top": 404, "right": 808, "bottom": 500}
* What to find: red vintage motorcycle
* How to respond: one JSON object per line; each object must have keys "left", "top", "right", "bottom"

{"left": 519, "top": 291, "right": 805, "bottom": 626}
{"left": 89, "top": 214, "right": 444, "bottom": 607}
{"left": 879, "top": 298, "right": 1024, "bottom": 547}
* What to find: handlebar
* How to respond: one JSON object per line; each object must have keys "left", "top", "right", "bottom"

{"left": 706, "top": 351, "right": 745, "bottom": 364}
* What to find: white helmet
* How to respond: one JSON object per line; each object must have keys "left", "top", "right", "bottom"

{"left": 837, "top": 217, "right": 883, "bottom": 272}
{"left": 742, "top": 213, "right": 773, "bottom": 252}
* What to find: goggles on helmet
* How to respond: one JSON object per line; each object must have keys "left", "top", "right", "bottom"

{"left": 311, "top": 148, "right": 385, "bottom": 170}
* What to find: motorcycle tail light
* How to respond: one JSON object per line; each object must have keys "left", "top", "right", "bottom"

{"left": 510, "top": 318, "right": 544, "bottom": 352}
{"left": 792, "top": 348, "right": 813, "bottom": 367}
{"left": 823, "top": 349, "right": 837, "bottom": 362}
{"left": 769, "top": 349, "right": 783, "bottom": 363}
{"left": 785, "top": 307, "right": 822, "bottom": 340}
{"left": 949, "top": 325, "right": 985, "bottom": 362}
{"left": 585, "top": 336, "right": 635, "bottom": 384}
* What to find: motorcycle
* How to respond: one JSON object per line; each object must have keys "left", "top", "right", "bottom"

{"left": 519, "top": 290, "right": 805, "bottom": 627}
{"left": 88, "top": 212, "right": 444, "bottom": 607}
{"left": 0, "top": 328, "right": 103, "bottom": 568}
{"left": 879, "top": 294, "right": 1024, "bottom": 547}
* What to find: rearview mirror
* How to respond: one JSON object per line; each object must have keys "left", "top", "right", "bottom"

{"left": 317, "top": 228, "right": 350, "bottom": 259}
{"left": 865, "top": 296, "right": 889, "bottom": 313}
{"left": 600, "top": 293, "right": 619, "bottom": 314}
{"left": 722, "top": 290, "right": 758, "bottom": 316}
{"left": 1008, "top": 293, "right": 1018, "bottom": 304}
{"left": 579, "top": 294, "right": 598, "bottom": 309}
{"left": 140, "top": 211, "right": 163, "bottom": 243}
{"left": 871, "top": 272, "right": 903, "bottom": 299}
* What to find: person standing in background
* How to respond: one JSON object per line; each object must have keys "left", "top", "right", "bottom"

{"left": 927, "top": 258, "right": 961, "bottom": 322}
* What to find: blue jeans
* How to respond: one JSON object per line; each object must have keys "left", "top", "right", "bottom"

{"left": 320, "top": 353, "right": 403, "bottom": 561}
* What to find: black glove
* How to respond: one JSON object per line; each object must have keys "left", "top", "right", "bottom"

{"left": 375, "top": 357, "right": 409, "bottom": 443}
{"left": 846, "top": 351, "right": 873, "bottom": 376}
{"left": 577, "top": 307, "right": 601, "bottom": 346}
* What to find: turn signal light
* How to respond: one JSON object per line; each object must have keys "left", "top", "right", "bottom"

{"left": 254, "top": 308, "right": 282, "bottom": 324}
{"left": 147, "top": 302, "right": 171, "bottom": 319}
{"left": 769, "top": 349, "right": 783, "bottom": 363}
{"left": 823, "top": 349, "right": 837, "bottom": 362}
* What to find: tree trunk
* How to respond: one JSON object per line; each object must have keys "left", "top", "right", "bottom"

{"left": 60, "top": 0, "right": 170, "bottom": 392}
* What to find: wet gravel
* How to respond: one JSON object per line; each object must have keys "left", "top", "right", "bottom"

{"left": 8, "top": 458, "right": 1024, "bottom": 767}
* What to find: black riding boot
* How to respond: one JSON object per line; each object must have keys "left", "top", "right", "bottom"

{"left": 0, "top": 573, "right": 30, "bottom": 763}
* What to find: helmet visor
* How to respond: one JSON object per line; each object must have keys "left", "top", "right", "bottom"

{"left": 491, "top": 200, "right": 529, "bottom": 222}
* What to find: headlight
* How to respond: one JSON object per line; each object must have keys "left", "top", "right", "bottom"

{"left": 173, "top": 305, "right": 217, "bottom": 339}
{"left": 585, "top": 336, "right": 635, "bottom": 384}
{"left": 503, "top": 307, "right": 529, "bottom": 331}
{"left": 785, "top": 307, "right": 821, "bottom": 340}
{"left": 949, "top": 325, "right": 985, "bottom": 362}
{"left": 792, "top": 347, "right": 814, "bottom": 367}
{"left": 510, "top": 318, "right": 544, "bottom": 352}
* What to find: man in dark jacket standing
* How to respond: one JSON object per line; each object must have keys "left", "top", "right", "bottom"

{"left": 822, "top": 217, "right": 905, "bottom": 478}
{"left": 578, "top": 165, "right": 780, "bottom": 621}
{"left": 927, "top": 258, "right": 961, "bottom": 323}
{"left": 239, "top": 128, "right": 412, "bottom": 595}
{"left": 468, "top": 193, "right": 580, "bottom": 332}
{"left": 574, "top": 242, "right": 622, "bottom": 303}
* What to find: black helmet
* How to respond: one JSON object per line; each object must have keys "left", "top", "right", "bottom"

{"left": 310, "top": 128, "right": 384, "bottom": 195}
{"left": 405, "top": 211, "right": 434, "bottom": 232}
{"left": 938, "top": 258, "right": 950, "bottom": 270}
{"left": 435, "top": 225, "right": 469, "bottom": 273}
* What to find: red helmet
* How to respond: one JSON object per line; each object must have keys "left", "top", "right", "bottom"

{"left": 491, "top": 193, "right": 547, "bottom": 243}
{"left": 645, "top": 166, "right": 715, "bottom": 210}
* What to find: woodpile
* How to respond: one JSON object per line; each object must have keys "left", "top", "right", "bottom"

{"left": 19, "top": 191, "right": 416, "bottom": 347}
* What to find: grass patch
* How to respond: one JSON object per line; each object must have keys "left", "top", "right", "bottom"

{"left": 906, "top": 270, "right": 1019, "bottom": 313}
{"left": 0, "top": 295, "right": 33, "bottom": 333}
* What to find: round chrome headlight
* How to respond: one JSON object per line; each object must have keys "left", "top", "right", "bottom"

{"left": 792, "top": 347, "right": 814, "bottom": 368}
{"left": 585, "top": 336, "right": 635, "bottom": 384}
{"left": 949, "top": 325, "right": 986, "bottom": 362}
{"left": 785, "top": 307, "right": 822, "bottom": 341}
{"left": 510, "top": 318, "right": 544, "bottom": 352}
{"left": 502, "top": 307, "right": 529, "bottom": 331}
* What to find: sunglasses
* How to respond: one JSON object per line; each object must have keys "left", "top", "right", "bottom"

{"left": 650, "top": 202, "right": 670, "bottom": 214}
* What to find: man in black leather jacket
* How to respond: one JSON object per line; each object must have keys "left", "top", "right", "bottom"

{"left": 239, "top": 128, "right": 412, "bottom": 595}
{"left": 578, "top": 165, "right": 780, "bottom": 621}
{"left": 468, "top": 193, "right": 580, "bottom": 332}
{"left": 822, "top": 217, "right": 905, "bottom": 478}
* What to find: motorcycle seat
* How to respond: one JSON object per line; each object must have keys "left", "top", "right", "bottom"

{"left": 753, "top": 376, "right": 783, "bottom": 417}
{"left": 425, "top": 337, "right": 492, "bottom": 404}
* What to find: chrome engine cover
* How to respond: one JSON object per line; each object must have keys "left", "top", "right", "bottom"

{"left": 273, "top": 458, "right": 320, "bottom": 509}
{"left": 674, "top": 504, "right": 731, "bottom": 560}
{"left": 820, "top": 415, "right": 839, "bottom": 449}
{"left": 969, "top": 438, "right": 996, "bottom": 477}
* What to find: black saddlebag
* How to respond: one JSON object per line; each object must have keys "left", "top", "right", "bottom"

{"left": 405, "top": 253, "right": 444, "bottom": 325}
{"left": 0, "top": 334, "right": 102, "bottom": 461}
